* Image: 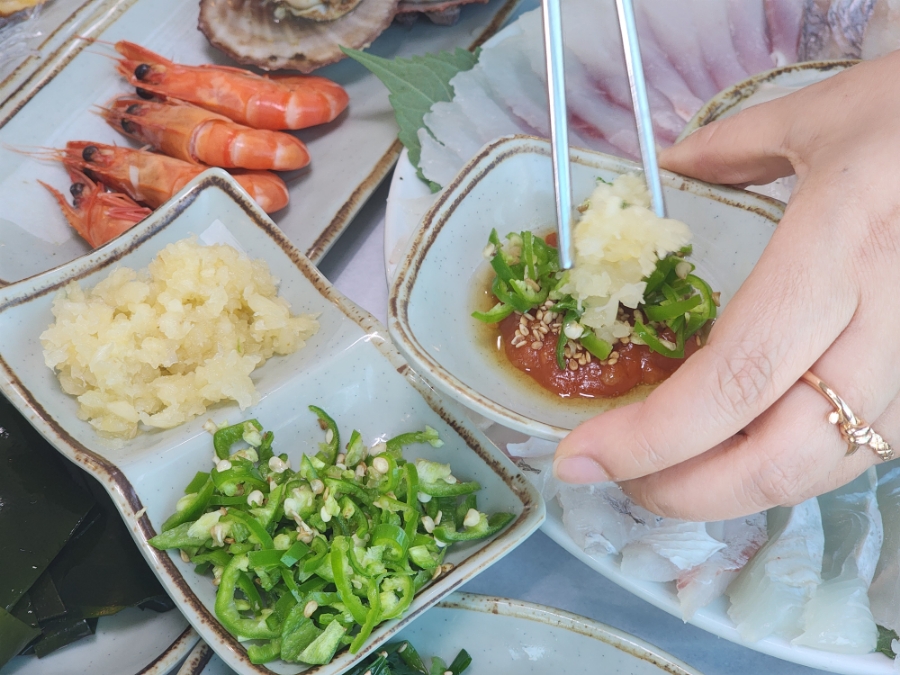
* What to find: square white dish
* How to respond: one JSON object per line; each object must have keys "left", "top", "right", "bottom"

{"left": 387, "top": 135, "right": 785, "bottom": 441}
{"left": 0, "top": 168, "right": 544, "bottom": 675}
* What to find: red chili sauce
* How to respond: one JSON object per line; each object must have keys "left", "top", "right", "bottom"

{"left": 490, "top": 231, "right": 700, "bottom": 399}
{"left": 497, "top": 314, "right": 699, "bottom": 398}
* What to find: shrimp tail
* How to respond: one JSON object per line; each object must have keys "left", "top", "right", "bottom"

{"left": 230, "top": 170, "right": 289, "bottom": 214}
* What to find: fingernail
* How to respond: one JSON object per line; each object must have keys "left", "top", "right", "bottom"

{"left": 552, "top": 456, "right": 609, "bottom": 484}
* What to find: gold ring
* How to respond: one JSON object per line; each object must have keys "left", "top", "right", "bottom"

{"left": 801, "top": 371, "right": 894, "bottom": 462}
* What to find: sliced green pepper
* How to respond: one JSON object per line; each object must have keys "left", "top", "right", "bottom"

{"left": 214, "top": 420, "right": 262, "bottom": 460}
{"left": 215, "top": 555, "right": 280, "bottom": 640}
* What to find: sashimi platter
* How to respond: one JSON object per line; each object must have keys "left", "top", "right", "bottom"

{"left": 3, "top": 0, "right": 900, "bottom": 674}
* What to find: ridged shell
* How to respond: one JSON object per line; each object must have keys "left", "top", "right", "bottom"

{"left": 198, "top": 0, "right": 400, "bottom": 73}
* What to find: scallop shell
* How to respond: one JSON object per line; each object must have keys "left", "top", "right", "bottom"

{"left": 198, "top": 0, "right": 400, "bottom": 73}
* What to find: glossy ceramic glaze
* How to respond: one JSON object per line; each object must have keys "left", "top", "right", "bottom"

{"left": 194, "top": 592, "right": 706, "bottom": 675}
{"left": 0, "top": 169, "right": 544, "bottom": 675}
{"left": 388, "top": 135, "right": 783, "bottom": 440}
{"left": 677, "top": 59, "right": 858, "bottom": 141}
{"left": 5, "top": 612, "right": 196, "bottom": 675}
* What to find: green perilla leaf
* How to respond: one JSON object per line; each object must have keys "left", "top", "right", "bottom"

{"left": 342, "top": 46, "right": 480, "bottom": 191}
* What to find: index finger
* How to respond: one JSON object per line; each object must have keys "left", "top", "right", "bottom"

{"left": 553, "top": 180, "right": 857, "bottom": 485}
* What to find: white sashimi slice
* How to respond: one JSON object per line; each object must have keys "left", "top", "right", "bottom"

{"left": 765, "top": 0, "right": 804, "bottom": 64}
{"left": 421, "top": 100, "right": 490, "bottom": 164}
{"left": 557, "top": 482, "right": 665, "bottom": 558}
{"left": 727, "top": 0, "right": 776, "bottom": 75}
{"left": 517, "top": 11, "right": 640, "bottom": 157}
{"left": 726, "top": 499, "right": 824, "bottom": 642}
{"left": 632, "top": 9, "right": 705, "bottom": 121}
{"left": 862, "top": 0, "right": 900, "bottom": 58}
{"left": 793, "top": 468, "right": 882, "bottom": 653}
{"left": 558, "top": 0, "right": 684, "bottom": 142}
{"left": 868, "top": 466, "right": 900, "bottom": 631}
{"left": 637, "top": 0, "right": 723, "bottom": 101}
{"left": 477, "top": 27, "right": 550, "bottom": 135}
{"left": 448, "top": 67, "right": 532, "bottom": 147}
{"left": 677, "top": 513, "right": 768, "bottom": 620}
{"left": 417, "top": 130, "right": 465, "bottom": 187}
{"left": 686, "top": 0, "right": 753, "bottom": 91}
{"left": 620, "top": 522, "right": 726, "bottom": 582}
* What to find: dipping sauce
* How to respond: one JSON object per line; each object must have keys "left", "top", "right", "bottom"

{"left": 497, "top": 305, "right": 700, "bottom": 398}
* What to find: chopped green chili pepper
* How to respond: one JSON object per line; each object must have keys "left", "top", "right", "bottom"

{"left": 155, "top": 413, "right": 515, "bottom": 667}
{"left": 309, "top": 406, "right": 340, "bottom": 465}
{"left": 214, "top": 420, "right": 262, "bottom": 460}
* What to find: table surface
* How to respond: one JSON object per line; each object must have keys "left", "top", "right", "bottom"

{"left": 315, "top": 176, "right": 832, "bottom": 675}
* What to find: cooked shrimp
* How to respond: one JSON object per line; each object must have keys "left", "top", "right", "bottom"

{"left": 61, "top": 141, "right": 289, "bottom": 213}
{"left": 102, "top": 96, "right": 311, "bottom": 171}
{"left": 39, "top": 168, "right": 151, "bottom": 247}
{"left": 114, "top": 41, "right": 349, "bottom": 130}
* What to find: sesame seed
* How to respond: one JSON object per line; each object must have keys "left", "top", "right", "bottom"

{"left": 569, "top": 360, "right": 579, "bottom": 371}
{"left": 538, "top": 325, "right": 549, "bottom": 334}
{"left": 609, "top": 351, "right": 618, "bottom": 359}
{"left": 536, "top": 310, "right": 544, "bottom": 320}
{"left": 531, "top": 341, "right": 544, "bottom": 350}
{"left": 304, "top": 600, "right": 318, "bottom": 618}
{"left": 524, "top": 312, "right": 535, "bottom": 321}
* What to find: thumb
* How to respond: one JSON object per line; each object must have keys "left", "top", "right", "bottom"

{"left": 659, "top": 99, "right": 797, "bottom": 187}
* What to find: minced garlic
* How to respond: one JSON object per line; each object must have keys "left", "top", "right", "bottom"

{"left": 555, "top": 174, "right": 691, "bottom": 342}
{"left": 41, "top": 238, "right": 319, "bottom": 438}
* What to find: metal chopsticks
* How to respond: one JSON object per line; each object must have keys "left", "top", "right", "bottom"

{"left": 615, "top": 0, "right": 666, "bottom": 218}
{"left": 541, "top": 0, "right": 666, "bottom": 269}
{"left": 540, "top": 0, "right": 575, "bottom": 269}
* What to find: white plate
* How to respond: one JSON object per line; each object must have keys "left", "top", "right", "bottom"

{"left": 0, "top": 168, "right": 544, "bottom": 675}
{"left": 381, "top": 140, "right": 893, "bottom": 675}
{"left": 5, "top": 611, "right": 196, "bottom": 675}
{"left": 0, "top": 0, "right": 520, "bottom": 285}
{"left": 192, "top": 592, "right": 705, "bottom": 675}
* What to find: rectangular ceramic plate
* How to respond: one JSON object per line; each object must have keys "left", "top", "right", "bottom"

{"left": 0, "top": 0, "right": 520, "bottom": 286}
{"left": 0, "top": 169, "right": 544, "bottom": 675}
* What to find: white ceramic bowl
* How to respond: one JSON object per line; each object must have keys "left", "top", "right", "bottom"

{"left": 387, "top": 135, "right": 784, "bottom": 441}
{"left": 0, "top": 169, "right": 544, "bottom": 675}
{"left": 195, "top": 592, "right": 706, "bottom": 675}
{"left": 678, "top": 59, "right": 858, "bottom": 141}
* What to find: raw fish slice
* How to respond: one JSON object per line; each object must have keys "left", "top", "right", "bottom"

{"left": 558, "top": 0, "right": 684, "bottom": 142}
{"left": 557, "top": 482, "right": 664, "bottom": 557}
{"left": 637, "top": 0, "right": 723, "bottom": 101}
{"left": 793, "top": 469, "right": 882, "bottom": 653}
{"left": 726, "top": 499, "right": 824, "bottom": 642}
{"left": 620, "top": 522, "right": 726, "bottom": 582}
{"left": 677, "top": 513, "right": 768, "bottom": 620}
{"left": 870, "top": 466, "right": 900, "bottom": 631}
{"left": 686, "top": 0, "right": 754, "bottom": 91}
{"left": 861, "top": 0, "right": 900, "bottom": 58}
{"left": 727, "top": 0, "right": 777, "bottom": 75}
{"left": 417, "top": 130, "right": 465, "bottom": 187}
{"left": 448, "top": 67, "right": 532, "bottom": 147}
{"left": 517, "top": 12, "right": 640, "bottom": 156}
{"left": 632, "top": 9, "right": 706, "bottom": 121}
{"left": 766, "top": 0, "right": 805, "bottom": 64}
{"left": 477, "top": 27, "right": 550, "bottom": 135}
{"left": 422, "top": 99, "right": 493, "bottom": 165}
{"left": 794, "top": 577, "right": 878, "bottom": 653}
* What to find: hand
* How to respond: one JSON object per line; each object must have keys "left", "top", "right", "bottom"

{"left": 552, "top": 52, "right": 900, "bottom": 521}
